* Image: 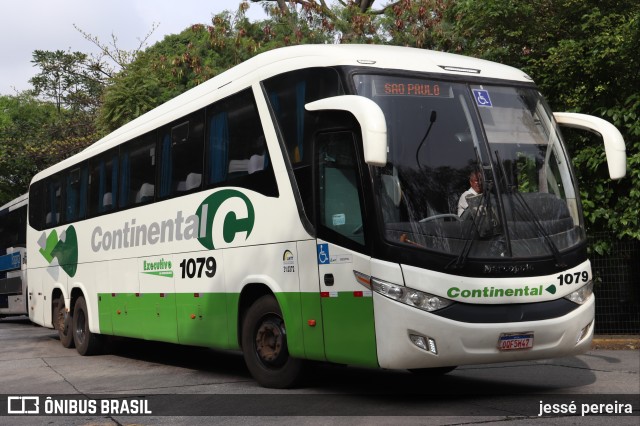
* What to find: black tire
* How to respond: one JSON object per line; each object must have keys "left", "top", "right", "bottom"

{"left": 72, "top": 296, "right": 101, "bottom": 356}
{"left": 53, "top": 297, "right": 74, "bottom": 348}
{"left": 241, "top": 295, "right": 303, "bottom": 388}
{"left": 409, "top": 366, "right": 457, "bottom": 376}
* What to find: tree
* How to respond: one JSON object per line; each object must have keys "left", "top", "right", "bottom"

{"left": 77, "top": 0, "right": 640, "bottom": 248}
{"left": 97, "top": 1, "right": 336, "bottom": 133}
{"left": 28, "top": 49, "right": 106, "bottom": 143}
{"left": 74, "top": 22, "right": 159, "bottom": 79}
{"left": 448, "top": 0, "right": 640, "bottom": 246}
{"left": 0, "top": 94, "right": 93, "bottom": 204}
{"left": 29, "top": 50, "right": 104, "bottom": 115}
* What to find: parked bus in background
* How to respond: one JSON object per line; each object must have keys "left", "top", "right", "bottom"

{"left": 26, "top": 45, "right": 626, "bottom": 388}
{"left": 0, "top": 194, "right": 28, "bottom": 319}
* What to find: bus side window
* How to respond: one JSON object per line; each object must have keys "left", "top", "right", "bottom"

{"left": 158, "top": 111, "right": 204, "bottom": 198}
{"left": 263, "top": 67, "right": 344, "bottom": 220}
{"left": 88, "top": 148, "right": 119, "bottom": 217}
{"left": 205, "top": 89, "right": 278, "bottom": 197}
{"left": 120, "top": 132, "right": 156, "bottom": 207}
{"left": 316, "top": 132, "right": 366, "bottom": 247}
{"left": 28, "top": 182, "right": 44, "bottom": 230}
{"left": 44, "top": 177, "right": 63, "bottom": 227}
{"left": 65, "top": 165, "right": 88, "bottom": 222}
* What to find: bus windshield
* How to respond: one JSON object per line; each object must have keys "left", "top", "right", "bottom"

{"left": 353, "top": 74, "right": 584, "bottom": 260}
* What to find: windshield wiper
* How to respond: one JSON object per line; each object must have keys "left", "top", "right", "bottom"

{"left": 494, "top": 151, "right": 566, "bottom": 267}
{"left": 448, "top": 181, "right": 489, "bottom": 269}
{"left": 447, "top": 147, "right": 502, "bottom": 268}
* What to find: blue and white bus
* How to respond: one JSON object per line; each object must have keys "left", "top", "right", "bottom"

{"left": 0, "top": 194, "right": 28, "bottom": 318}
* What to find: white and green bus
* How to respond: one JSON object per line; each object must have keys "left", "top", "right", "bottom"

{"left": 0, "top": 194, "right": 28, "bottom": 319}
{"left": 27, "top": 45, "right": 626, "bottom": 388}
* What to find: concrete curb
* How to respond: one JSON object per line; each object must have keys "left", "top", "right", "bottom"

{"left": 592, "top": 335, "right": 639, "bottom": 350}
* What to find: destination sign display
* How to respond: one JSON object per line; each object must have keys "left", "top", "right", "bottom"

{"left": 374, "top": 79, "right": 453, "bottom": 98}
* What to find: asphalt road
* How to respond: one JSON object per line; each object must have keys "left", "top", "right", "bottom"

{"left": 0, "top": 316, "right": 638, "bottom": 425}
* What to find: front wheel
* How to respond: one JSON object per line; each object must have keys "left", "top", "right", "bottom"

{"left": 72, "top": 296, "right": 102, "bottom": 356}
{"left": 53, "top": 297, "right": 74, "bottom": 348}
{"left": 241, "top": 295, "right": 303, "bottom": 388}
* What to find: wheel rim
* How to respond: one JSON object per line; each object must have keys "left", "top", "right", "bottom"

{"left": 254, "top": 314, "right": 286, "bottom": 368}
{"left": 75, "top": 309, "right": 86, "bottom": 345}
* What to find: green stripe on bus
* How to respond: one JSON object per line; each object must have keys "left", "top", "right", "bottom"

{"left": 97, "top": 290, "right": 378, "bottom": 368}
{"left": 98, "top": 292, "right": 232, "bottom": 348}
{"left": 318, "top": 292, "right": 378, "bottom": 368}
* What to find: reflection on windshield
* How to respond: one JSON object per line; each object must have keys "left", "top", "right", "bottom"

{"left": 353, "top": 74, "right": 585, "bottom": 261}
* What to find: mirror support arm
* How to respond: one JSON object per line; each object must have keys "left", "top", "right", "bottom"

{"left": 554, "top": 112, "right": 626, "bottom": 179}
{"left": 306, "top": 95, "right": 388, "bottom": 166}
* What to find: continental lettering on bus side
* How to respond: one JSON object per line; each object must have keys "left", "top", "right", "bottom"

{"left": 38, "top": 189, "right": 254, "bottom": 277}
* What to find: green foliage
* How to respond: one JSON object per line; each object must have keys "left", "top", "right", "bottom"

{"left": 97, "top": 57, "right": 164, "bottom": 133}
{"left": 0, "top": 49, "right": 104, "bottom": 203}
{"left": 97, "top": 1, "right": 335, "bottom": 133}
{"left": 3, "top": 0, "right": 638, "bottom": 248}
{"left": 447, "top": 0, "right": 640, "bottom": 245}
{"left": 30, "top": 49, "right": 104, "bottom": 115}
{"left": 0, "top": 94, "right": 95, "bottom": 204}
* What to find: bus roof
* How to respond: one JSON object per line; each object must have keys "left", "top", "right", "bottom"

{"left": 0, "top": 193, "right": 28, "bottom": 213}
{"left": 31, "top": 44, "right": 533, "bottom": 182}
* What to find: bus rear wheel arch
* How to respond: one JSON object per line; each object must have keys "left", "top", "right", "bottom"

{"left": 72, "top": 295, "right": 102, "bottom": 356}
{"left": 241, "top": 294, "right": 303, "bottom": 388}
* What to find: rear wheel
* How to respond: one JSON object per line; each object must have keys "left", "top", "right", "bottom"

{"left": 53, "top": 297, "right": 74, "bottom": 348}
{"left": 72, "top": 296, "right": 101, "bottom": 355}
{"left": 241, "top": 295, "right": 303, "bottom": 388}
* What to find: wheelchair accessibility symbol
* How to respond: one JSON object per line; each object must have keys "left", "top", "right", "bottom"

{"left": 317, "top": 243, "right": 330, "bottom": 264}
{"left": 472, "top": 89, "right": 492, "bottom": 107}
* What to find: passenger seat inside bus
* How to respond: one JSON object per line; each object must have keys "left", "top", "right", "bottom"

{"left": 135, "top": 183, "right": 155, "bottom": 203}
{"left": 176, "top": 173, "right": 202, "bottom": 192}
{"left": 103, "top": 193, "right": 113, "bottom": 209}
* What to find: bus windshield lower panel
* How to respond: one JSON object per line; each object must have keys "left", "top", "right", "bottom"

{"left": 353, "top": 74, "right": 585, "bottom": 261}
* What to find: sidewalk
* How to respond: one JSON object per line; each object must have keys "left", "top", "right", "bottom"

{"left": 592, "top": 335, "right": 639, "bottom": 350}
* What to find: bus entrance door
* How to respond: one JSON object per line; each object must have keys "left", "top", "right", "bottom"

{"left": 316, "top": 241, "right": 378, "bottom": 367}
{"left": 314, "top": 131, "right": 378, "bottom": 367}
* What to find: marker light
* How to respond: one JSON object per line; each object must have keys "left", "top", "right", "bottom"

{"left": 428, "top": 338, "right": 438, "bottom": 354}
{"left": 438, "top": 65, "right": 481, "bottom": 74}
{"left": 409, "top": 334, "right": 438, "bottom": 354}
{"left": 564, "top": 281, "right": 594, "bottom": 305}
{"left": 370, "top": 277, "right": 454, "bottom": 312}
{"left": 576, "top": 320, "right": 593, "bottom": 344}
{"left": 409, "top": 334, "right": 428, "bottom": 351}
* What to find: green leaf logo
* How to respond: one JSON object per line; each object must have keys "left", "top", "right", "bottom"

{"left": 38, "top": 225, "right": 79, "bottom": 277}
{"left": 545, "top": 284, "right": 557, "bottom": 295}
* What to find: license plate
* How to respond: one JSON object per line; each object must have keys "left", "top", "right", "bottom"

{"left": 498, "top": 332, "right": 534, "bottom": 351}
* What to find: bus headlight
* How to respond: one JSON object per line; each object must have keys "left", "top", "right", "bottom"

{"left": 371, "top": 277, "right": 454, "bottom": 312}
{"left": 563, "top": 281, "right": 594, "bottom": 305}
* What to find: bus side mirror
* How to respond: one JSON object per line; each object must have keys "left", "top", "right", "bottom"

{"left": 306, "top": 95, "right": 388, "bottom": 166}
{"left": 554, "top": 112, "right": 627, "bottom": 179}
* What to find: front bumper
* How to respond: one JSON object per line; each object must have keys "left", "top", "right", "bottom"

{"left": 373, "top": 293, "right": 594, "bottom": 369}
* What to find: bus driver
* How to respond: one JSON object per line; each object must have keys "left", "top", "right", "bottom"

{"left": 457, "top": 170, "right": 483, "bottom": 216}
